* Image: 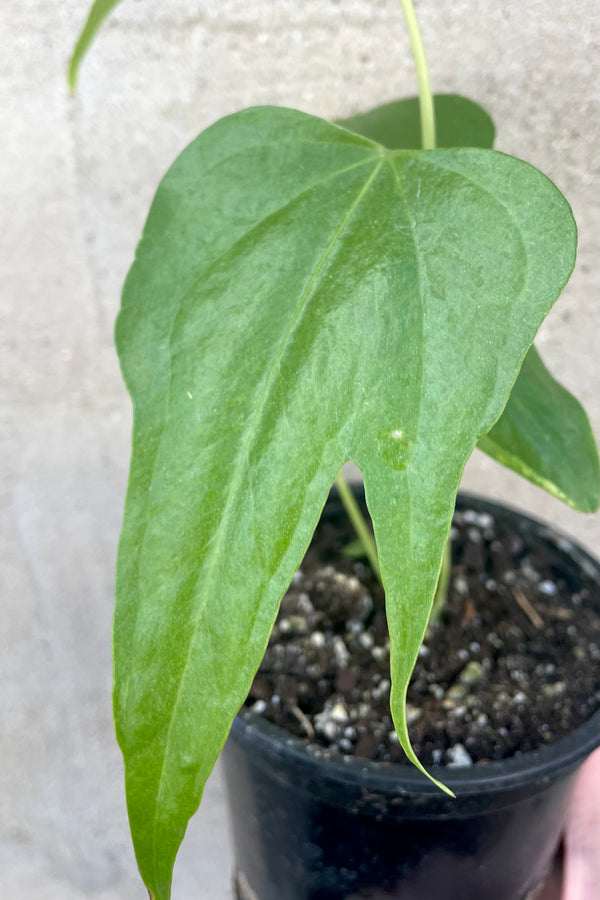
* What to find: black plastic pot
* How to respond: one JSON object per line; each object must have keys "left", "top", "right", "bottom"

{"left": 222, "top": 493, "right": 600, "bottom": 900}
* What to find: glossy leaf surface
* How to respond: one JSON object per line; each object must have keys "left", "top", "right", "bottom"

{"left": 68, "top": 0, "right": 123, "bottom": 91}
{"left": 341, "top": 95, "right": 599, "bottom": 511}
{"left": 115, "top": 107, "right": 576, "bottom": 898}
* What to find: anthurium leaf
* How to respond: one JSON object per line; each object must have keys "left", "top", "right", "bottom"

{"left": 341, "top": 95, "right": 599, "bottom": 511}
{"left": 115, "top": 106, "right": 576, "bottom": 899}
{"left": 68, "top": 0, "right": 123, "bottom": 91}
{"left": 337, "top": 93, "right": 495, "bottom": 150}
{"left": 478, "top": 346, "right": 600, "bottom": 512}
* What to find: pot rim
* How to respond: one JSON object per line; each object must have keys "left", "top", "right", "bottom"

{"left": 233, "top": 491, "right": 600, "bottom": 799}
{"left": 233, "top": 705, "right": 600, "bottom": 798}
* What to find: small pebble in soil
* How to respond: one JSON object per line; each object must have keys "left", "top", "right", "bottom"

{"left": 405, "top": 704, "right": 421, "bottom": 725}
{"left": 535, "top": 663, "right": 556, "bottom": 677}
{"left": 447, "top": 684, "right": 468, "bottom": 702}
{"left": 372, "top": 679, "right": 391, "bottom": 701}
{"left": 468, "top": 527, "right": 482, "bottom": 544}
{"left": 429, "top": 683, "right": 445, "bottom": 700}
{"left": 278, "top": 618, "right": 292, "bottom": 635}
{"left": 459, "top": 661, "right": 485, "bottom": 686}
{"left": 447, "top": 743, "right": 473, "bottom": 767}
{"left": 287, "top": 616, "right": 309, "bottom": 635}
{"left": 542, "top": 682, "right": 566, "bottom": 698}
{"left": 330, "top": 702, "right": 349, "bottom": 724}
{"left": 454, "top": 575, "right": 469, "bottom": 595}
{"left": 477, "top": 513, "right": 494, "bottom": 530}
{"left": 333, "top": 636, "right": 349, "bottom": 667}
{"left": 309, "top": 631, "right": 326, "bottom": 649}
{"left": 297, "top": 591, "right": 314, "bottom": 611}
{"left": 314, "top": 709, "right": 340, "bottom": 742}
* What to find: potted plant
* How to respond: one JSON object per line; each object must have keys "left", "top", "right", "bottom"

{"left": 70, "top": 2, "right": 600, "bottom": 899}
{"left": 223, "top": 488, "right": 600, "bottom": 900}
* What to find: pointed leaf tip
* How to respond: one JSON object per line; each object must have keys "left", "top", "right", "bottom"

{"left": 68, "top": 0, "right": 123, "bottom": 91}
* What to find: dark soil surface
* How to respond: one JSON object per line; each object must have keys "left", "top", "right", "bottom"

{"left": 245, "top": 494, "right": 600, "bottom": 768}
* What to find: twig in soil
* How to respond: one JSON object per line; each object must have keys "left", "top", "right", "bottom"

{"left": 463, "top": 597, "right": 476, "bottom": 623}
{"left": 512, "top": 586, "right": 544, "bottom": 629}
{"left": 544, "top": 606, "right": 573, "bottom": 620}
{"left": 291, "top": 704, "right": 315, "bottom": 739}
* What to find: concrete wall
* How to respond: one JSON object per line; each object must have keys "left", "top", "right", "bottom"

{"left": 2, "top": 1, "right": 598, "bottom": 896}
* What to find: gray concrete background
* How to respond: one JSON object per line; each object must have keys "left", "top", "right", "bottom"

{"left": 2, "top": 1, "right": 598, "bottom": 897}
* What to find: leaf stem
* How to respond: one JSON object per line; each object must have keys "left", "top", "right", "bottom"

{"left": 399, "top": 0, "right": 436, "bottom": 150}
{"left": 398, "top": 0, "right": 451, "bottom": 621}
{"left": 334, "top": 471, "right": 382, "bottom": 584}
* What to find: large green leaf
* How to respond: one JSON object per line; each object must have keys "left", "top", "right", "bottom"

{"left": 340, "top": 95, "right": 599, "bottom": 511}
{"left": 68, "top": 0, "right": 123, "bottom": 91}
{"left": 479, "top": 346, "right": 599, "bottom": 511}
{"left": 338, "top": 93, "right": 495, "bottom": 150}
{"left": 115, "top": 106, "right": 576, "bottom": 898}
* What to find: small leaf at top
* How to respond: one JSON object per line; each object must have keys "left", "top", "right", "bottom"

{"left": 114, "top": 107, "right": 576, "bottom": 899}
{"left": 337, "top": 93, "right": 495, "bottom": 150}
{"left": 68, "top": 0, "right": 123, "bottom": 92}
